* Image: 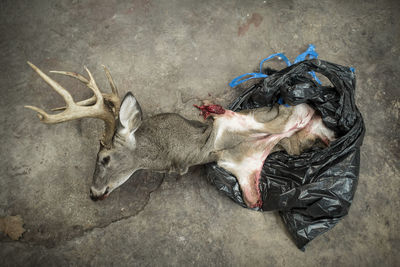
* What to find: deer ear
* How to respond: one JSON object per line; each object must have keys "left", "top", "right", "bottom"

{"left": 119, "top": 92, "right": 142, "bottom": 133}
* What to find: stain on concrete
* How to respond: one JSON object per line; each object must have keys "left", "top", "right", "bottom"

{"left": 18, "top": 170, "right": 164, "bottom": 247}
{"left": 238, "top": 13, "right": 263, "bottom": 36}
{"left": 0, "top": 0, "right": 399, "bottom": 266}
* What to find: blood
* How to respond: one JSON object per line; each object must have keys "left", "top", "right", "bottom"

{"left": 250, "top": 172, "right": 263, "bottom": 208}
{"left": 194, "top": 104, "right": 225, "bottom": 119}
{"left": 250, "top": 146, "right": 274, "bottom": 208}
{"left": 98, "top": 193, "right": 109, "bottom": 200}
{"left": 238, "top": 13, "right": 263, "bottom": 36}
{"left": 211, "top": 103, "right": 335, "bottom": 208}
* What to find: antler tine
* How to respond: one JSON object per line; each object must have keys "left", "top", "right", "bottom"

{"left": 25, "top": 62, "right": 118, "bottom": 149}
{"left": 27, "top": 61, "right": 75, "bottom": 107}
{"left": 51, "top": 66, "right": 105, "bottom": 105}
{"left": 51, "top": 96, "right": 96, "bottom": 111}
{"left": 50, "top": 70, "right": 90, "bottom": 84}
{"left": 84, "top": 66, "right": 104, "bottom": 104}
{"left": 49, "top": 66, "right": 121, "bottom": 115}
{"left": 48, "top": 71, "right": 95, "bottom": 111}
{"left": 50, "top": 69, "right": 98, "bottom": 111}
{"left": 102, "top": 65, "right": 118, "bottom": 96}
{"left": 24, "top": 105, "right": 48, "bottom": 120}
{"left": 102, "top": 65, "right": 121, "bottom": 115}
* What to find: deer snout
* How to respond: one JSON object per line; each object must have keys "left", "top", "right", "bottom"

{"left": 89, "top": 186, "right": 110, "bottom": 201}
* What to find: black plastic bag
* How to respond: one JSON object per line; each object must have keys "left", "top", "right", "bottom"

{"left": 206, "top": 59, "right": 365, "bottom": 250}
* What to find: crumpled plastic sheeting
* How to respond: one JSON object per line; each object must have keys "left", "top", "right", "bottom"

{"left": 206, "top": 59, "right": 365, "bottom": 250}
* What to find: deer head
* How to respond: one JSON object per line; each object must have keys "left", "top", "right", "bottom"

{"left": 25, "top": 62, "right": 143, "bottom": 201}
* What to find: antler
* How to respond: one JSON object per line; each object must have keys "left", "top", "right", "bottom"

{"left": 25, "top": 62, "right": 121, "bottom": 149}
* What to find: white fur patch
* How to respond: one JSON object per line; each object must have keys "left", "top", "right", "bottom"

{"left": 117, "top": 94, "right": 142, "bottom": 148}
{"left": 214, "top": 111, "right": 267, "bottom": 145}
{"left": 218, "top": 150, "right": 265, "bottom": 186}
{"left": 283, "top": 104, "right": 314, "bottom": 132}
{"left": 215, "top": 104, "right": 318, "bottom": 207}
{"left": 115, "top": 127, "right": 136, "bottom": 149}
{"left": 308, "top": 116, "right": 335, "bottom": 140}
{"left": 120, "top": 95, "right": 137, "bottom": 127}
{"left": 119, "top": 94, "right": 141, "bottom": 132}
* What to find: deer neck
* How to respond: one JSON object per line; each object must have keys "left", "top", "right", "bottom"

{"left": 134, "top": 113, "right": 217, "bottom": 174}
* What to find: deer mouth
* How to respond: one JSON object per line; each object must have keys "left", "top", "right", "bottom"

{"left": 99, "top": 187, "right": 110, "bottom": 200}
{"left": 90, "top": 187, "right": 110, "bottom": 201}
{"left": 98, "top": 192, "right": 109, "bottom": 200}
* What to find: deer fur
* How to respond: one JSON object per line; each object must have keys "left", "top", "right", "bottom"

{"left": 26, "top": 63, "right": 335, "bottom": 208}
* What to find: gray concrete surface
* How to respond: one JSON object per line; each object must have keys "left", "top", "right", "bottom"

{"left": 0, "top": 0, "right": 399, "bottom": 266}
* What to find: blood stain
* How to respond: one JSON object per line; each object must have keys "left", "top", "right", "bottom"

{"left": 238, "top": 13, "right": 263, "bottom": 36}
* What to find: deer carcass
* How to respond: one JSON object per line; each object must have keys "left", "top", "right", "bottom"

{"left": 25, "top": 63, "right": 335, "bottom": 208}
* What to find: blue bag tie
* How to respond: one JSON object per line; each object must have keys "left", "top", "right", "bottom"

{"left": 229, "top": 44, "right": 351, "bottom": 106}
{"left": 229, "top": 52, "right": 292, "bottom": 88}
{"left": 293, "top": 44, "right": 321, "bottom": 84}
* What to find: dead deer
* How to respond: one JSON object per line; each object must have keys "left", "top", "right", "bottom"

{"left": 25, "top": 62, "right": 335, "bottom": 208}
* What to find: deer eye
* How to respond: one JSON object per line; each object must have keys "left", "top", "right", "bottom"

{"left": 101, "top": 156, "right": 110, "bottom": 165}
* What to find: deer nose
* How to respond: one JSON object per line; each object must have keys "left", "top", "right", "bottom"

{"left": 89, "top": 186, "right": 110, "bottom": 201}
{"left": 89, "top": 188, "right": 98, "bottom": 201}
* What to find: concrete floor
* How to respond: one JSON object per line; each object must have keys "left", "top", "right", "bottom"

{"left": 1, "top": 0, "right": 399, "bottom": 266}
